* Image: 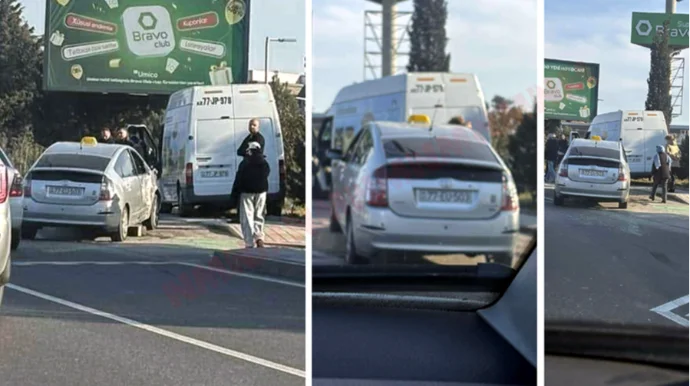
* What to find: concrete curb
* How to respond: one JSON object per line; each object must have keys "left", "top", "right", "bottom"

{"left": 211, "top": 249, "right": 305, "bottom": 282}
{"left": 201, "top": 220, "right": 307, "bottom": 248}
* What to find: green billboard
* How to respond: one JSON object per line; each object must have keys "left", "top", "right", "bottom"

{"left": 631, "top": 12, "right": 689, "bottom": 50}
{"left": 43, "top": 0, "right": 251, "bottom": 94}
{"left": 544, "top": 59, "right": 600, "bottom": 122}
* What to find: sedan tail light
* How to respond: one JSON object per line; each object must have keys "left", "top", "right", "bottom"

{"left": 558, "top": 160, "right": 569, "bottom": 178}
{"left": 366, "top": 167, "right": 388, "bottom": 207}
{"left": 9, "top": 173, "right": 23, "bottom": 197}
{"left": 99, "top": 177, "right": 114, "bottom": 201}
{"left": 617, "top": 166, "right": 627, "bottom": 181}
{"left": 501, "top": 173, "right": 519, "bottom": 211}
{"left": 23, "top": 173, "right": 32, "bottom": 198}
{"left": 0, "top": 166, "right": 7, "bottom": 204}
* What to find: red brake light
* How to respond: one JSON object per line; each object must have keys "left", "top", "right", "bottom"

{"left": 0, "top": 166, "right": 7, "bottom": 204}
{"left": 501, "top": 174, "right": 519, "bottom": 211}
{"left": 558, "top": 160, "right": 568, "bottom": 178}
{"left": 185, "top": 163, "right": 193, "bottom": 185}
{"left": 99, "top": 177, "right": 113, "bottom": 201}
{"left": 617, "top": 166, "right": 627, "bottom": 181}
{"left": 366, "top": 167, "right": 388, "bottom": 207}
{"left": 23, "top": 174, "right": 31, "bottom": 198}
{"left": 9, "top": 173, "right": 23, "bottom": 197}
{"left": 279, "top": 160, "right": 286, "bottom": 181}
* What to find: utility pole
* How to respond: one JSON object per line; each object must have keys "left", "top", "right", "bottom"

{"left": 666, "top": 0, "right": 676, "bottom": 14}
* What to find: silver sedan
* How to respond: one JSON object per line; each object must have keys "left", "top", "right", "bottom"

{"left": 327, "top": 121, "right": 520, "bottom": 265}
{"left": 22, "top": 137, "right": 160, "bottom": 241}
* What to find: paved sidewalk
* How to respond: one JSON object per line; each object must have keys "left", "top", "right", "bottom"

{"left": 182, "top": 217, "right": 306, "bottom": 248}
{"left": 630, "top": 186, "right": 689, "bottom": 205}
{"left": 211, "top": 247, "right": 305, "bottom": 282}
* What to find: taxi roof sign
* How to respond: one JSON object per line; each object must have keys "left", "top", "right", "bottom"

{"left": 80, "top": 136, "right": 98, "bottom": 146}
{"left": 590, "top": 135, "right": 602, "bottom": 141}
{"left": 408, "top": 114, "right": 431, "bottom": 125}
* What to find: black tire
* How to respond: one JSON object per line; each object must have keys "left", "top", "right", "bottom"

{"left": 345, "top": 215, "right": 364, "bottom": 265}
{"left": 10, "top": 229, "right": 20, "bottom": 251}
{"left": 329, "top": 207, "right": 341, "bottom": 232}
{"left": 144, "top": 194, "right": 159, "bottom": 230}
{"left": 177, "top": 187, "right": 193, "bottom": 218}
{"left": 21, "top": 225, "right": 38, "bottom": 240}
{"left": 554, "top": 193, "right": 564, "bottom": 206}
{"left": 267, "top": 201, "right": 283, "bottom": 217}
{"left": 160, "top": 202, "right": 173, "bottom": 214}
{"left": 111, "top": 206, "right": 129, "bottom": 242}
{"left": 618, "top": 201, "right": 628, "bottom": 209}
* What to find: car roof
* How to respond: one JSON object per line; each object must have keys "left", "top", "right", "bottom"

{"left": 570, "top": 138, "right": 621, "bottom": 150}
{"left": 373, "top": 121, "right": 488, "bottom": 143}
{"left": 45, "top": 141, "right": 126, "bottom": 159}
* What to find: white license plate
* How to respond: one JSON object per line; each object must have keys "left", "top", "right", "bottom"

{"left": 201, "top": 170, "right": 229, "bottom": 178}
{"left": 47, "top": 186, "right": 84, "bottom": 196}
{"left": 579, "top": 169, "right": 605, "bottom": 177}
{"left": 417, "top": 189, "right": 472, "bottom": 203}
{"left": 628, "top": 156, "right": 642, "bottom": 163}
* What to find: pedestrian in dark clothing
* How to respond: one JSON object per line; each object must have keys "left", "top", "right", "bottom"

{"left": 237, "top": 118, "right": 265, "bottom": 156}
{"left": 545, "top": 134, "right": 559, "bottom": 182}
{"left": 99, "top": 127, "right": 115, "bottom": 144}
{"left": 557, "top": 134, "right": 569, "bottom": 165}
{"left": 650, "top": 145, "right": 673, "bottom": 203}
{"left": 236, "top": 142, "right": 270, "bottom": 248}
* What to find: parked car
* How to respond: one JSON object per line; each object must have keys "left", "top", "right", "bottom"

{"left": 22, "top": 137, "right": 160, "bottom": 241}
{"left": 554, "top": 137, "right": 630, "bottom": 209}
{"left": 327, "top": 116, "right": 520, "bottom": 265}
{"left": 0, "top": 147, "right": 25, "bottom": 250}
{"left": 0, "top": 164, "right": 13, "bottom": 307}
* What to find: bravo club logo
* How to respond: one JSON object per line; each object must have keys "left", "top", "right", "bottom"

{"left": 122, "top": 6, "right": 175, "bottom": 57}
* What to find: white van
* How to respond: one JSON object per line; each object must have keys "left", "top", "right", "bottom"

{"left": 313, "top": 72, "right": 490, "bottom": 192}
{"left": 159, "top": 84, "right": 285, "bottom": 216}
{"left": 586, "top": 110, "right": 669, "bottom": 178}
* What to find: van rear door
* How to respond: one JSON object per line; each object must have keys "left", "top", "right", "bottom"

{"left": 193, "top": 117, "right": 235, "bottom": 197}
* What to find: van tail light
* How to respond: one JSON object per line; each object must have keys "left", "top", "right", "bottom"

{"left": 501, "top": 174, "right": 519, "bottom": 211}
{"left": 0, "top": 166, "right": 7, "bottom": 204}
{"left": 23, "top": 173, "right": 32, "bottom": 198}
{"left": 185, "top": 163, "right": 193, "bottom": 185}
{"left": 617, "top": 165, "right": 627, "bottom": 181}
{"left": 366, "top": 166, "right": 388, "bottom": 207}
{"left": 10, "top": 173, "right": 23, "bottom": 197}
{"left": 99, "top": 176, "right": 114, "bottom": 201}
{"left": 558, "top": 160, "right": 569, "bottom": 178}
{"left": 279, "top": 159, "right": 286, "bottom": 183}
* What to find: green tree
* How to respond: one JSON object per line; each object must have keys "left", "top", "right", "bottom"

{"left": 407, "top": 0, "right": 450, "bottom": 72}
{"left": 489, "top": 95, "right": 523, "bottom": 166}
{"left": 645, "top": 19, "right": 673, "bottom": 128}
{"left": 270, "top": 75, "right": 305, "bottom": 206}
{"left": 508, "top": 104, "right": 537, "bottom": 197}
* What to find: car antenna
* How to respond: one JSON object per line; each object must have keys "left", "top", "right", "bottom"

{"left": 430, "top": 101, "right": 443, "bottom": 133}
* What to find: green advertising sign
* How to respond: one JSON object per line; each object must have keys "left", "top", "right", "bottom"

{"left": 544, "top": 59, "right": 600, "bottom": 122}
{"left": 43, "top": 0, "right": 251, "bottom": 94}
{"left": 631, "top": 12, "right": 689, "bottom": 50}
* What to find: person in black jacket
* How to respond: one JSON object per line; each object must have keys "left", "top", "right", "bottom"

{"left": 236, "top": 141, "right": 270, "bottom": 248}
{"left": 545, "top": 133, "right": 559, "bottom": 182}
{"left": 99, "top": 127, "right": 115, "bottom": 144}
{"left": 237, "top": 118, "right": 265, "bottom": 156}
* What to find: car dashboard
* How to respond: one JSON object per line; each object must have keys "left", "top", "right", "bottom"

{"left": 312, "top": 249, "right": 537, "bottom": 385}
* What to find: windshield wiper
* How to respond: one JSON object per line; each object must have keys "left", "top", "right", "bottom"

{"left": 389, "top": 140, "right": 417, "bottom": 158}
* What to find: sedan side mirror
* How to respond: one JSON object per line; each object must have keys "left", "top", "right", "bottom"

{"left": 326, "top": 149, "right": 343, "bottom": 160}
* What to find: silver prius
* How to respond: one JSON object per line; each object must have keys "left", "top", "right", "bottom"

{"left": 554, "top": 137, "right": 631, "bottom": 209}
{"left": 22, "top": 137, "right": 160, "bottom": 241}
{"left": 327, "top": 117, "right": 520, "bottom": 265}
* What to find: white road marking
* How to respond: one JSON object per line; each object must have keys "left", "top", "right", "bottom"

{"left": 6, "top": 283, "right": 305, "bottom": 378}
{"left": 12, "top": 261, "right": 304, "bottom": 288}
{"left": 650, "top": 295, "right": 689, "bottom": 327}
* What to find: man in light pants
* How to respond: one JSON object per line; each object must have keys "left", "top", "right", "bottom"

{"left": 236, "top": 142, "right": 271, "bottom": 248}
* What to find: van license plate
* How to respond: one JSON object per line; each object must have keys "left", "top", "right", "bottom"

{"left": 201, "top": 170, "right": 229, "bottom": 178}
{"left": 417, "top": 189, "right": 472, "bottom": 203}
{"left": 628, "top": 156, "right": 642, "bottom": 163}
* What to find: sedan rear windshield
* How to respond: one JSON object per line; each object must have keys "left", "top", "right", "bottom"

{"left": 568, "top": 146, "right": 619, "bottom": 160}
{"left": 383, "top": 137, "right": 498, "bottom": 163}
{"left": 35, "top": 153, "right": 111, "bottom": 171}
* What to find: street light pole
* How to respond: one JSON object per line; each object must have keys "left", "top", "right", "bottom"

{"left": 264, "top": 37, "right": 298, "bottom": 84}
{"left": 666, "top": 0, "right": 677, "bottom": 14}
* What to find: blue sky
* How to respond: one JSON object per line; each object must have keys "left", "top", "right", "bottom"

{"left": 546, "top": 0, "right": 689, "bottom": 125}
{"left": 17, "top": 0, "right": 306, "bottom": 74}
{"left": 313, "top": 0, "right": 537, "bottom": 113}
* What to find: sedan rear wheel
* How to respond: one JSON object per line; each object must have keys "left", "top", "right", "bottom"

{"left": 111, "top": 207, "right": 129, "bottom": 242}
{"left": 345, "top": 216, "right": 363, "bottom": 265}
{"left": 144, "top": 195, "right": 159, "bottom": 230}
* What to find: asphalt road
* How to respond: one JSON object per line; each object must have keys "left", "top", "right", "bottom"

{"left": 544, "top": 184, "right": 689, "bottom": 328}
{"left": 312, "top": 200, "right": 535, "bottom": 268}
{"left": 0, "top": 216, "right": 305, "bottom": 386}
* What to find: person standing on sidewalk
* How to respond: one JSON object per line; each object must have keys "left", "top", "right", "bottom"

{"left": 230, "top": 118, "right": 266, "bottom": 222}
{"left": 665, "top": 135, "right": 681, "bottom": 192}
{"left": 650, "top": 145, "right": 673, "bottom": 203}
{"left": 545, "top": 133, "right": 559, "bottom": 182}
{"left": 236, "top": 142, "right": 270, "bottom": 248}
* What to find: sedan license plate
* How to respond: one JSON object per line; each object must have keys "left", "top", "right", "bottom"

{"left": 201, "top": 170, "right": 229, "bottom": 178}
{"left": 47, "top": 186, "right": 84, "bottom": 196}
{"left": 579, "top": 169, "right": 605, "bottom": 177}
{"left": 417, "top": 189, "right": 472, "bottom": 203}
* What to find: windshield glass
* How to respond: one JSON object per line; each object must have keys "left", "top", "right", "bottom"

{"left": 383, "top": 137, "right": 499, "bottom": 163}
{"left": 34, "top": 153, "right": 111, "bottom": 171}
